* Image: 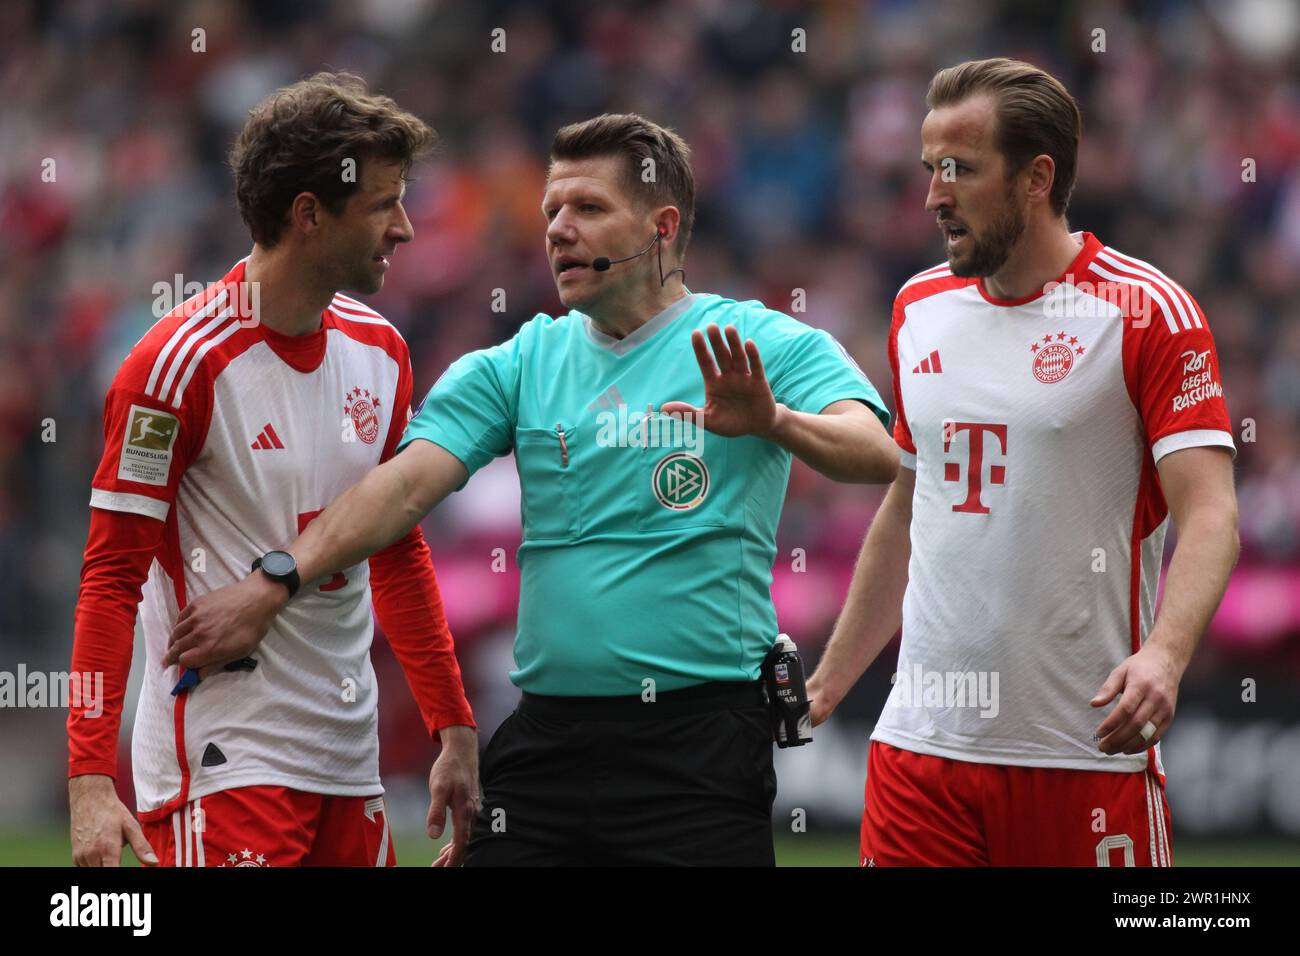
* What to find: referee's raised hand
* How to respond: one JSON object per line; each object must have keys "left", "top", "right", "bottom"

{"left": 662, "top": 323, "right": 780, "bottom": 438}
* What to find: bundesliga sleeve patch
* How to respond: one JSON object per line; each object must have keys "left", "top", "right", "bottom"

{"left": 117, "top": 404, "right": 180, "bottom": 486}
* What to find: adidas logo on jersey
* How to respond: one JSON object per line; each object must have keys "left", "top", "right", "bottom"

{"left": 912, "top": 350, "right": 943, "bottom": 374}
{"left": 586, "top": 384, "right": 626, "bottom": 411}
{"left": 250, "top": 423, "right": 284, "bottom": 450}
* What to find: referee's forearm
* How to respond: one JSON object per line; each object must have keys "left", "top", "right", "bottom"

{"left": 289, "top": 443, "right": 460, "bottom": 584}
{"left": 765, "top": 403, "right": 899, "bottom": 483}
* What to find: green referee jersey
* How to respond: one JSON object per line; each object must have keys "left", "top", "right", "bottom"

{"left": 398, "top": 291, "right": 889, "bottom": 695}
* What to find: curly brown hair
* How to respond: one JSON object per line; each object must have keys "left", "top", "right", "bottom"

{"left": 229, "top": 71, "right": 437, "bottom": 246}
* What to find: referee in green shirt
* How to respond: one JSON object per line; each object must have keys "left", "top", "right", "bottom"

{"left": 169, "top": 113, "right": 899, "bottom": 866}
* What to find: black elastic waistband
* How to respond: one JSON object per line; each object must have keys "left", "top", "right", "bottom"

{"left": 519, "top": 680, "right": 765, "bottom": 721}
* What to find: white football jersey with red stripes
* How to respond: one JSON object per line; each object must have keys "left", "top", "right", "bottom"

{"left": 89, "top": 259, "right": 415, "bottom": 817}
{"left": 873, "top": 232, "right": 1234, "bottom": 772}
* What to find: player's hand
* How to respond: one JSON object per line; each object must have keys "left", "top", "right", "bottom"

{"left": 1090, "top": 641, "right": 1183, "bottom": 754}
{"left": 431, "top": 841, "right": 458, "bottom": 867}
{"left": 163, "top": 572, "right": 287, "bottom": 674}
{"left": 806, "top": 674, "right": 838, "bottom": 727}
{"left": 427, "top": 724, "right": 480, "bottom": 867}
{"left": 662, "top": 324, "right": 780, "bottom": 438}
{"left": 70, "top": 774, "right": 159, "bottom": 867}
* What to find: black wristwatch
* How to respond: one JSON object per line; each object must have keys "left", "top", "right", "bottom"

{"left": 252, "top": 550, "right": 300, "bottom": 599}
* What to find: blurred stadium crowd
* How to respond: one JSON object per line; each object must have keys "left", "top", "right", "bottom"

{"left": 1, "top": 0, "right": 1298, "bottom": 838}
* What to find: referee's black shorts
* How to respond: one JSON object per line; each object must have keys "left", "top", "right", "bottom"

{"left": 464, "top": 680, "right": 777, "bottom": 866}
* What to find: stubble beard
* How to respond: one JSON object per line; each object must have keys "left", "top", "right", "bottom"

{"left": 949, "top": 192, "right": 1027, "bottom": 279}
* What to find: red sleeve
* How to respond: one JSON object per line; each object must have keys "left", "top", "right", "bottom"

{"left": 887, "top": 296, "right": 916, "bottom": 458}
{"left": 369, "top": 526, "right": 475, "bottom": 734}
{"left": 366, "top": 345, "right": 474, "bottom": 734}
{"left": 1122, "top": 291, "right": 1235, "bottom": 464}
{"left": 70, "top": 341, "right": 210, "bottom": 778}
{"left": 67, "top": 508, "right": 163, "bottom": 778}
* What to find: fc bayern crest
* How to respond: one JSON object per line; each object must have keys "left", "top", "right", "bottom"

{"left": 343, "top": 386, "right": 382, "bottom": 444}
{"left": 221, "top": 847, "right": 271, "bottom": 867}
{"left": 1029, "top": 331, "right": 1086, "bottom": 384}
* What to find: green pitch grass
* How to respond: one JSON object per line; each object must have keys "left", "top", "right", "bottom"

{"left": 5, "top": 828, "right": 1299, "bottom": 867}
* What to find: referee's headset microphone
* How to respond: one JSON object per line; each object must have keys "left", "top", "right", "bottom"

{"left": 591, "top": 224, "right": 686, "bottom": 286}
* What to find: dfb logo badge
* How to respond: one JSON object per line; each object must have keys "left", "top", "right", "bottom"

{"left": 652, "top": 452, "right": 709, "bottom": 511}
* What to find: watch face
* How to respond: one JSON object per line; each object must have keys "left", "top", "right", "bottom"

{"left": 261, "top": 550, "right": 296, "bottom": 577}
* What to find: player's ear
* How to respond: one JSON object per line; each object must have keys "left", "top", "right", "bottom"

{"left": 1025, "top": 154, "right": 1056, "bottom": 208}
{"left": 289, "top": 192, "right": 323, "bottom": 236}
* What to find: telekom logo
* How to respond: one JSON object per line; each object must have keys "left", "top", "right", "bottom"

{"left": 942, "top": 421, "right": 1008, "bottom": 514}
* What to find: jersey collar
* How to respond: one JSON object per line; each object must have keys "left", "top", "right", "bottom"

{"left": 975, "top": 231, "right": 1104, "bottom": 307}
{"left": 224, "top": 258, "right": 331, "bottom": 373}
{"left": 580, "top": 291, "right": 697, "bottom": 356}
